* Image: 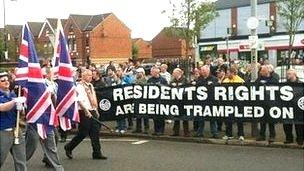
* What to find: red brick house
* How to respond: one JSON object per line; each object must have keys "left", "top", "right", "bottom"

{"left": 152, "top": 27, "right": 193, "bottom": 59}
{"left": 132, "top": 38, "right": 152, "bottom": 60}
{"left": 2, "top": 25, "right": 22, "bottom": 61}
{"left": 38, "top": 18, "right": 68, "bottom": 60}
{"left": 64, "top": 13, "right": 132, "bottom": 66}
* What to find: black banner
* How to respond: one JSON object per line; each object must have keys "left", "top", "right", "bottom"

{"left": 95, "top": 83, "right": 304, "bottom": 124}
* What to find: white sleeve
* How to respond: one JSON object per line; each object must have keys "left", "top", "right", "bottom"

{"left": 76, "top": 84, "right": 86, "bottom": 104}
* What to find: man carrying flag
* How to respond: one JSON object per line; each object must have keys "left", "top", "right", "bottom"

{"left": 0, "top": 72, "right": 27, "bottom": 171}
{"left": 15, "top": 24, "right": 64, "bottom": 171}
{"left": 51, "top": 19, "right": 107, "bottom": 160}
{"left": 54, "top": 19, "right": 79, "bottom": 134}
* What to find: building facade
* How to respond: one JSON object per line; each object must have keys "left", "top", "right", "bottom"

{"left": 152, "top": 27, "right": 193, "bottom": 60}
{"left": 132, "top": 38, "right": 152, "bottom": 61}
{"left": 64, "top": 13, "right": 132, "bottom": 66}
{"left": 199, "top": 0, "right": 304, "bottom": 67}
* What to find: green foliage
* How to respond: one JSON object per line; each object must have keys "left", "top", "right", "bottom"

{"left": 277, "top": 0, "right": 304, "bottom": 68}
{"left": 277, "top": 0, "right": 304, "bottom": 35}
{"left": 132, "top": 43, "right": 139, "bottom": 60}
{"left": 7, "top": 40, "right": 18, "bottom": 61}
{"left": 163, "top": 0, "right": 218, "bottom": 45}
{"left": 0, "top": 34, "right": 4, "bottom": 60}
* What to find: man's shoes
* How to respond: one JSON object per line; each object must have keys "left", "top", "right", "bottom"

{"left": 132, "top": 130, "right": 142, "bottom": 134}
{"left": 143, "top": 128, "right": 149, "bottom": 134}
{"left": 256, "top": 137, "right": 266, "bottom": 141}
{"left": 296, "top": 139, "right": 303, "bottom": 146}
{"left": 268, "top": 137, "right": 275, "bottom": 143}
{"left": 152, "top": 132, "right": 163, "bottom": 136}
{"left": 170, "top": 133, "right": 179, "bottom": 136}
{"left": 127, "top": 126, "right": 133, "bottom": 130}
{"left": 64, "top": 145, "right": 73, "bottom": 159}
{"left": 42, "top": 157, "right": 52, "bottom": 168}
{"left": 284, "top": 140, "right": 293, "bottom": 144}
{"left": 222, "top": 135, "right": 233, "bottom": 140}
{"left": 184, "top": 133, "right": 190, "bottom": 137}
{"left": 212, "top": 134, "right": 219, "bottom": 139}
{"left": 93, "top": 155, "right": 107, "bottom": 160}
{"left": 194, "top": 134, "right": 204, "bottom": 138}
{"left": 59, "top": 138, "right": 66, "bottom": 143}
{"left": 92, "top": 153, "right": 107, "bottom": 160}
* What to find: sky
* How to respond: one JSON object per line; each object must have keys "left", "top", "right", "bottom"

{"left": 0, "top": 0, "right": 179, "bottom": 40}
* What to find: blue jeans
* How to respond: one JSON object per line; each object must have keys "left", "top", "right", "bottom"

{"left": 153, "top": 119, "right": 165, "bottom": 134}
{"left": 196, "top": 119, "right": 218, "bottom": 136}
{"left": 116, "top": 119, "right": 127, "bottom": 131}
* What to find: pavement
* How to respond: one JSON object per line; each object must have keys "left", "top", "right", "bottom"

{"left": 96, "top": 120, "right": 304, "bottom": 149}
{"left": 2, "top": 138, "right": 303, "bottom": 171}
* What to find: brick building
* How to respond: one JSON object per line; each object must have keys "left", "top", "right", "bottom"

{"left": 152, "top": 27, "right": 193, "bottom": 60}
{"left": 64, "top": 13, "right": 132, "bottom": 66}
{"left": 2, "top": 25, "right": 22, "bottom": 61}
{"left": 38, "top": 18, "right": 67, "bottom": 60}
{"left": 132, "top": 38, "right": 152, "bottom": 60}
{"left": 199, "top": 0, "right": 304, "bottom": 67}
{"left": 27, "top": 22, "right": 51, "bottom": 60}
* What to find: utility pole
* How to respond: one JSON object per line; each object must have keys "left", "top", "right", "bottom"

{"left": 2, "top": 0, "right": 8, "bottom": 61}
{"left": 250, "top": 0, "right": 259, "bottom": 137}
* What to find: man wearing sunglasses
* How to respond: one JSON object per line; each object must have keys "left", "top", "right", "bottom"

{"left": 0, "top": 72, "right": 27, "bottom": 171}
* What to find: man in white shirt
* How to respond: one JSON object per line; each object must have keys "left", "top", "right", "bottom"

{"left": 64, "top": 69, "right": 107, "bottom": 160}
{"left": 160, "top": 64, "right": 171, "bottom": 83}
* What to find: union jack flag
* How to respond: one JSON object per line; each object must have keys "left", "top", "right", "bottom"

{"left": 54, "top": 19, "right": 79, "bottom": 131}
{"left": 15, "top": 24, "right": 56, "bottom": 139}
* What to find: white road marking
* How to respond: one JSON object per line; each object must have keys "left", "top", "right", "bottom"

{"left": 65, "top": 138, "right": 145, "bottom": 142}
{"left": 131, "top": 140, "right": 149, "bottom": 145}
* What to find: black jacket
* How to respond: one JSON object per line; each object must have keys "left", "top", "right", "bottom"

{"left": 170, "top": 76, "right": 187, "bottom": 86}
{"left": 147, "top": 76, "right": 168, "bottom": 85}
{"left": 255, "top": 75, "right": 279, "bottom": 84}
{"left": 197, "top": 75, "right": 219, "bottom": 86}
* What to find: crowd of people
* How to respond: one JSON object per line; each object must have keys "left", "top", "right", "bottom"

{"left": 78, "top": 56, "right": 303, "bottom": 145}
{"left": 0, "top": 56, "right": 303, "bottom": 171}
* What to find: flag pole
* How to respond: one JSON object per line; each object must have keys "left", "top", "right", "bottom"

{"left": 14, "top": 86, "right": 21, "bottom": 144}
{"left": 91, "top": 117, "right": 113, "bottom": 133}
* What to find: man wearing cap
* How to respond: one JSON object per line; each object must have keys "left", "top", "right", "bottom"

{"left": 133, "top": 67, "right": 149, "bottom": 134}
{"left": 170, "top": 68, "right": 189, "bottom": 137}
{"left": 147, "top": 67, "right": 168, "bottom": 136}
{"left": 283, "top": 69, "right": 303, "bottom": 145}
{"left": 0, "top": 72, "right": 27, "bottom": 170}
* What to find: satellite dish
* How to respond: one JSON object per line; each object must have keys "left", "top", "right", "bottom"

{"left": 247, "top": 17, "right": 259, "bottom": 29}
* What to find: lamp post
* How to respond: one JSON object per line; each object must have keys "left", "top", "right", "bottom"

{"left": 2, "top": 0, "right": 8, "bottom": 61}
{"left": 226, "top": 27, "right": 232, "bottom": 63}
{"left": 247, "top": 0, "right": 259, "bottom": 137}
{"left": 2, "top": 0, "right": 17, "bottom": 61}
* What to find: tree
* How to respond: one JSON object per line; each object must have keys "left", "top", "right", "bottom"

{"left": 132, "top": 43, "right": 139, "bottom": 61}
{"left": 0, "top": 34, "right": 4, "bottom": 61}
{"left": 163, "top": 0, "right": 218, "bottom": 78}
{"left": 7, "top": 39, "right": 18, "bottom": 61}
{"left": 277, "top": 0, "right": 304, "bottom": 68}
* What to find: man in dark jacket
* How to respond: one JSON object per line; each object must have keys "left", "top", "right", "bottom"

{"left": 170, "top": 68, "right": 189, "bottom": 137}
{"left": 256, "top": 65, "right": 279, "bottom": 142}
{"left": 195, "top": 65, "right": 219, "bottom": 138}
{"left": 92, "top": 70, "right": 106, "bottom": 88}
{"left": 147, "top": 66, "right": 168, "bottom": 136}
{"left": 283, "top": 69, "right": 303, "bottom": 145}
